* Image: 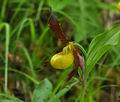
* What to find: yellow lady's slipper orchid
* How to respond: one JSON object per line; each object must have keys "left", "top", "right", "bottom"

{"left": 50, "top": 42, "right": 74, "bottom": 69}
{"left": 117, "top": 2, "right": 120, "bottom": 11}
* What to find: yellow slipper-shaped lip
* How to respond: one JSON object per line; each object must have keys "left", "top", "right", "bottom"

{"left": 50, "top": 52, "right": 74, "bottom": 69}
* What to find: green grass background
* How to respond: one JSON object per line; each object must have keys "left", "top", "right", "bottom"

{"left": 0, "top": 0, "right": 120, "bottom": 102}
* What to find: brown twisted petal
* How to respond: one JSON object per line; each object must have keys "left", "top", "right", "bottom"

{"left": 73, "top": 48, "right": 84, "bottom": 69}
{"left": 66, "top": 69, "right": 77, "bottom": 81}
{"left": 66, "top": 48, "right": 85, "bottom": 81}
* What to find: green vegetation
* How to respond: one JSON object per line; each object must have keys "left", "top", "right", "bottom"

{"left": 0, "top": 0, "right": 120, "bottom": 102}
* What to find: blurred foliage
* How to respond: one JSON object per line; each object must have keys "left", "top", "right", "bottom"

{"left": 0, "top": 0, "right": 120, "bottom": 102}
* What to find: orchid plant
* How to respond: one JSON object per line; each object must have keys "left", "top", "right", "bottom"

{"left": 47, "top": 12, "right": 86, "bottom": 81}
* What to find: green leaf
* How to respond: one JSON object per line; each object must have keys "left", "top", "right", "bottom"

{"left": 86, "top": 25, "right": 120, "bottom": 75}
{"left": 48, "top": 78, "right": 79, "bottom": 102}
{"left": 0, "top": 100, "right": 14, "bottom": 102}
{"left": 32, "top": 79, "right": 53, "bottom": 102}
{"left": 0, "top": 99, "right": 21, "bottom": 102}
{"left": 48, "top": 0, "right": 72, "bottom": 11}
{"left": 0, "top": 93, "right": 23, "bottom": 102}
{"left": 52, "top": 67, "right": 72, "bottom": 95}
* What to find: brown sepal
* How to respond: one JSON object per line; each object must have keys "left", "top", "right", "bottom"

{"left": 48, "top": 14, "right": 68, "bottom": 43}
